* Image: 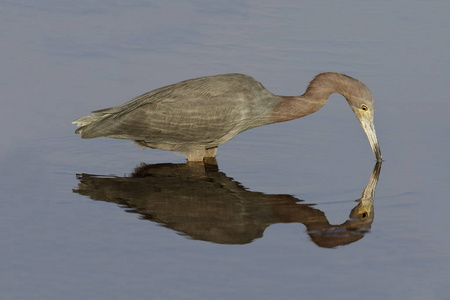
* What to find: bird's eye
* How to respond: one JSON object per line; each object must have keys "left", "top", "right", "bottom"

{"left": 361, "top": 105, "right": 368, "bottom": 111}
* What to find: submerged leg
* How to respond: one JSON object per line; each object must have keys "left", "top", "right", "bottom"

{"left": 204, "top": 147, "right": 218, "bottom": 158}
{"left": 186, "top": 149, "right": 205, "bottom": 162}
{"left": 203, "top": 147, "right": 218, "bottom": 165}
{"left": 186, "top": 147, "right": 218, "bottom": 162}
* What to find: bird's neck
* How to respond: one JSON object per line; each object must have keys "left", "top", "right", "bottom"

{"left": 271, "top": 73, "right": 354, "bottom": 123}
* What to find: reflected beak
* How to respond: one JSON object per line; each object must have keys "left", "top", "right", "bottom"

{"left": 361, "top": 118, "right": 382, "bottom": 162}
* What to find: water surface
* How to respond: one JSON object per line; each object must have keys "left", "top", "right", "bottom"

{"left": 1, "top": 1, "right": 449, "bottom": 299}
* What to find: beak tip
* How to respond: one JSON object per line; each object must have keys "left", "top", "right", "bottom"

{"left": 374, "top": 149, "right": 382, "bottom": 162}
{"left": 373, "top": 144, "right": 382, "bottom": 162}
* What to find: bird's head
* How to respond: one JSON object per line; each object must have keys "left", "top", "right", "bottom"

{"left": 344, "top": 81, "right": 382, "bottom": 162}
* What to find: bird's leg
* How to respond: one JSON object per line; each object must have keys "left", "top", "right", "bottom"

{"left": 204, "top": 147, "right": 218, "bottom": 158}
{"left": 186, "top": 149, "right": 205, "bottom": 162}
{"left": 203, "top": 147, "right": 218, "bottom": 165}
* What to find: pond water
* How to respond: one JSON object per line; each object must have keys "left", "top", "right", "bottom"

{"left": 1, "top": 1, "right": 449, "bottom": 299}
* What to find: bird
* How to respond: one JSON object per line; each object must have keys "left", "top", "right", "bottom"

{"left": 73, "top": 72, "right": 382, "bottom": 162}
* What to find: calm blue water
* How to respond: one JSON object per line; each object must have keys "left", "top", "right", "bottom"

{"left": 1, "top": 1, "right": 449, "bottom": 299}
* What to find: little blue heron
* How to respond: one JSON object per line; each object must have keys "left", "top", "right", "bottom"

{"left": 73, "top": 73, "right": 382, "bottom": 162}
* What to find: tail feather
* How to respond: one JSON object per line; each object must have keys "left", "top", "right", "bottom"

{"left": 72, "top": 112, "right": 112, "bottom": 137}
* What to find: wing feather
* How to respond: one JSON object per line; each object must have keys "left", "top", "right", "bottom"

{"left": 73, "top": 74, "right": 273, "bottom": 145}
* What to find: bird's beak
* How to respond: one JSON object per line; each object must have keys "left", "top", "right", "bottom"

{"left": 361, "top": 118, "right": 382, "bottom": 162}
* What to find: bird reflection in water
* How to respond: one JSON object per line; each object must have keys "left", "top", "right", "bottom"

{"left": 73, "top": 162, "right": 381, "bottom": 248}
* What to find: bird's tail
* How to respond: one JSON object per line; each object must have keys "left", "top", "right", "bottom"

{"left": 72, "top": 111, "right": 111, "bottom": 136}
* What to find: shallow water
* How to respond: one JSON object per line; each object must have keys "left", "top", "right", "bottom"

{"left": 1, "top": 1, "right": 450, "bottom": 299}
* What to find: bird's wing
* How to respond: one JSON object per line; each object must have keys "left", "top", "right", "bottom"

{"left": 77, "top": 75, "right": 258, "bottom": 142}
{"left": 100, "top": 96, "right": 244, "bottom": 143}
{"left": 92, "top": 74, "right": 252, "bottom": 118}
